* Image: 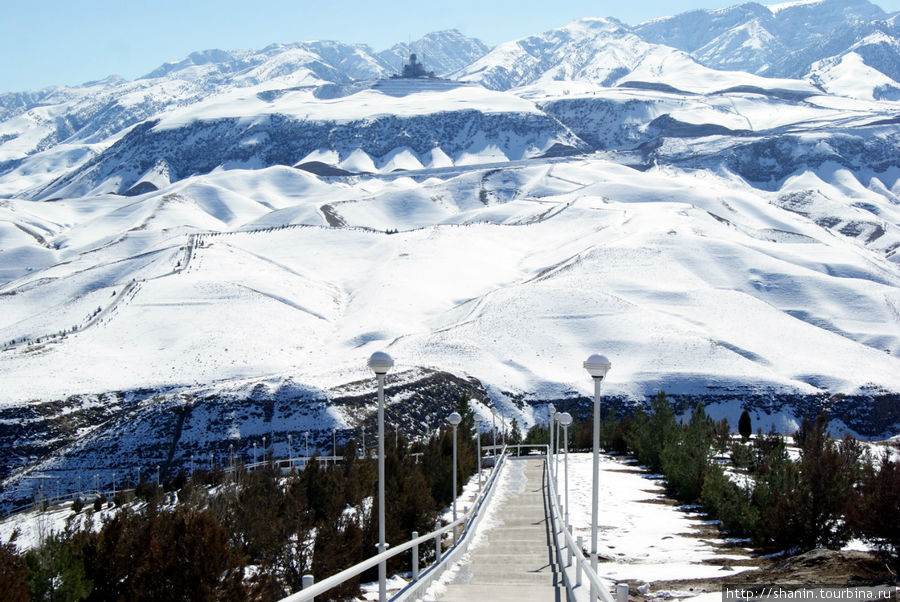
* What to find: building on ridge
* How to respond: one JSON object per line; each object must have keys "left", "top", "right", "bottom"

{"left": 396, "top": 53, "right": 435, "bottom": 79}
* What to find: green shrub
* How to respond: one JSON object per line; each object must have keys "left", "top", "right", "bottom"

{"left": 700, "top": 464, "right": 759, "bottom": 537}
{"left": 730, "top": 441, "right": 754, "bottom": 469}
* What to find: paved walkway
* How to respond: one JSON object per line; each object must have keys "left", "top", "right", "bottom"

{"left": 435, "top": 457, "right": 563, "bottom": 601}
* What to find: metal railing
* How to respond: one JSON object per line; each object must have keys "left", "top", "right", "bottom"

{"left": 281, "top": 446, "right": 508, "bottom": 602}
{"left": 545, "top": 446, "right": 626, "bottom": 602}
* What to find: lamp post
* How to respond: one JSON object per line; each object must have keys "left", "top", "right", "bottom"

{"left": 473, "top": 414, "right": 483, "bottom": 495}
{"left": 333, "top": 428, "right": 337, "bottom": 466}
{"left": 230, "top": 443, "right": 234, "bottom": 472}
{"left": 288, "top": 434, "right": 293, "bottom": 468}
{"left": 548, "top": 403, "right": 557, "bottom": 472}
{"left": 584, "top": 353, "right": 611, "bottom": 601}
{"left": 447, "top": 412, "right": 462, "bottom": 522}
{"left": 555, "top": 413, "right": 562, "bottom": 478}
{"left": 491, "top": 410, "right": 497, "bottom": 451}
{"left": 190, "top": 453, "right": 194, "bottom": 475}
{"left": 558, "top": 412, "right": 573, "bottom": 525}
{"left": 305, "top": 431, "right": 310, "bottom": 461}
{"left": 368, "top": 350, "right": 394, "bottom": 602}
{"left": 252, "top": 442, "right": 257, "bottom": 465}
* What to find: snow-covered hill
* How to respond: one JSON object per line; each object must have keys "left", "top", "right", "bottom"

{"left": 2, "top": 7, "right": 900, "bottom": 510}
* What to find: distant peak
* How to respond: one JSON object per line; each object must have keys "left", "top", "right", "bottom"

{"left": 766, "top": 0, "right": 827, "bottom": 14}
{"left": 556, "top": 17, "right": 629, "bottom": 39}
{"left": 570, "top": 16, "right": 627, "bottom": 29}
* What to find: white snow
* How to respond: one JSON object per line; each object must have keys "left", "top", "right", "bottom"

{"left": 154, "top": 82, "right": 540, "bottom": 131}
{"left": 808, "top": 52, "right": 900, "bottom": 101}
{"left": 766, "top": 0, "right": 825, "bottom": 15}
{"left": 1, "top": 153, "right": 899, "bottom": 412}
{"left": 559, "top": 453, "right": 755, "bottom": 583}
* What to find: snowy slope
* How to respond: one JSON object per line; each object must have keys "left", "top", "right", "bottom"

{"left": 2, "top": 8, "right": 900, "bottom": 510}
{"left": 2, "top": 157, "right": 899, "bottom": 405}
{"left": 25, "top": 81, "right": 586, "bottom": 200}
{"left": 809, "top": 40, "right": 900, "bottom": 100}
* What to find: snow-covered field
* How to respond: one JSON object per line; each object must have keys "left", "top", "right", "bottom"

{"left": 559, "top": 452, "right": 754, "bottom": 585}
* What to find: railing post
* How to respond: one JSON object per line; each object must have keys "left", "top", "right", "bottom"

{"left": 617, "top": 583, "right": 629, "bottom": 602}
{"left": 434, "top": 533, "right": 441, "bottom": 564}
{"left": 302, "top": 574, "right": 314, "bottom": 601}
{"left": 412, "top": 531, "right": 419, "bottom": 581}
{"left": 576, "top": 536, "right": 583, "bottom": 588}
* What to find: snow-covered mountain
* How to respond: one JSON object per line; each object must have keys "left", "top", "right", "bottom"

{"left": 2, "top": 6, "right": 900, "bottom": 510}
{"left": 0, "top": 31, "right": 489, "bottom": 169}
{"left": 453, "top": 17, "right": 821, "bottom": 97}
{"left": 377, "top": 30, "right": 492, "bottom": 77}
{"left": 636, "top": 0, "right": 896, "bottom": 77}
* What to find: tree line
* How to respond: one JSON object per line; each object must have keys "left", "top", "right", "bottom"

{"left": 0, "top": 396, "right": 485, "bottom": 601}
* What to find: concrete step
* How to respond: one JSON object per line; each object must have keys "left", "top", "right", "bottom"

{"left": 436, "top": 584, "right": 562, "bottom": 601}
{"left": 468, "top": 570, "right": 558, "bottom": 586}
{"left": 466, "top": 552, "right": 552, "bottom": 566}
{"left": 495, "top": 517, "right": 547, "bottom": 529}
{"left": 487, "top": 527, "right": 548, "bottom": 541}
{"left": 468, "top": 540, "right": 554, "bottom": 555}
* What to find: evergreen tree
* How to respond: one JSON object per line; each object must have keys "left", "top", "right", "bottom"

{"left": 752, "top": 434, "right": 803, "bottom": 550}
{"left": 700, "top": 463, "right": 759, "bottom": 537}
{"left": 626, "top": 391, "right": 676, "bottom": 472}
{"left": 792, "top": 414, "right": 855, "bottom": 550}
{"left": 26, "top": 533, "right": 92, "bottom": 602}
{"left": 847, "top": 453, "right": 899, "bottom": 572}
{"left": 738, "top": 410, "right": 752, "bottom": 440}
{"left": 0, "top": 536, "right": 28, "bottom": 602}
{"left": 660, "top": 403, "right": 714, "bottom": 501}
{"left": 507, "top": 418, "right": 523, "bottom": 445}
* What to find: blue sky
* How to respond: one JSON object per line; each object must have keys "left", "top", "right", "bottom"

{"left": 2, "top": 0, "right": 899, "bottom": 93}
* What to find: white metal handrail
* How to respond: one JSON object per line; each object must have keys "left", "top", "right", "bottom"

{"left": 546, "top": 447, "right": 620, "bottom": 602}
{"left": 391, "top": 447, "right": 509, "bottom": 601}
{"left": 281, "top": 446, "right": 508, "bottom": 602}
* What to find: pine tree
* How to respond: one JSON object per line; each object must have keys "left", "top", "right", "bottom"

{"left": 847, "top": 453, "right": 899, "bottom": 572}
{"left": 626, "top": 391, "right": 676, "bottom": 472}
{"left": 738, "top": 410, "right": 752, "bottom": 440}
{"left": 793, "top": 414, "right": 855, "bottom": 550}
{"left": 660, "top": 403, "right": 714, "bottom": 501}
{"left": 26, "top": 533, "right": 93, "bottom": 602}
{"left": 0, "top": 536, "right": 29, "bottom": 602}
{"left": 508, "top": 418, "right": 523, "bottom": 445}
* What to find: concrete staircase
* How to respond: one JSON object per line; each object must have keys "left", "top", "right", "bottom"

{"left": 435, "top": 458, "right": 563, "bottom": 601}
